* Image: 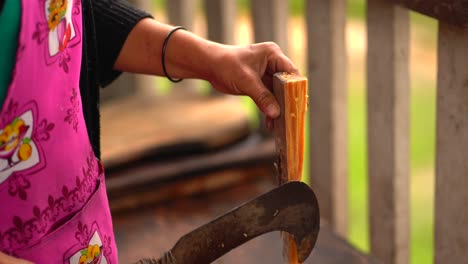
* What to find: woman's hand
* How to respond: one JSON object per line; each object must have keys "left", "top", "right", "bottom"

{"left": 206, "top": 42, "right": 299, "bottom": 120}
{"left": 115, "top": 19, "right": 299, "bottom": 121}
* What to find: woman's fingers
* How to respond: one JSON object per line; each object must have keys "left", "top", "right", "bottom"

{"left": 245, "top": 76, "right": 280, "bottom": 118}
{"left": 209, "top": 42, "right": 298, "bottom": 120}
{"left": 265, "top": 116, "right": 274, "bottom": 131}
{"left": 256, "top": 42, "right": 299, "bottom": 76}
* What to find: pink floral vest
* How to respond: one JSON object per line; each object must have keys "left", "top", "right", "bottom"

{"left": 0, "top": 0, "right": 118, "bottom": 263}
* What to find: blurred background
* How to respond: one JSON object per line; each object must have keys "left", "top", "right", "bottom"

{"left": 108, "top": 1, "right": 438, "bottom": 263}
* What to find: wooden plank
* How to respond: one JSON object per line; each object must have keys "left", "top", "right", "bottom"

{"left": 108, "top": 166, "right": 274, "bottom": 212}
{"left": 367, "top": 1, "right": 410, "bottom": 263}
{"left": 272, "top": 73, "right": 308, "bottom": 263}
{"left": 204, "top": 0, "right": 236, "bottom": 45}
{"left": 100, "top": 96, "right": 251, "bottom": 168}
{"left": 306, "top": 0, "right": 348, "bottom": 237}
{"left": 273, "top": 73, "right": 308, "bottom": 185}
{"left": 106, "top": 137, "right": 276, "bottom": 198}
{"left": 251, "top": 0, "right": 289, "bottom": 53}
{"left": 435, "top": 22, "right": 468, "bottom": 264}
{"left": 391, "top": 0, "right": 468, "bottom": 27}
{"left": 113, "top": 178, "right": 380, "bottom": 264}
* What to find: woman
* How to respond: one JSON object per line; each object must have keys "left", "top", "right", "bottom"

{"left": 0, "top": 0, "right": 298, "bottom": 263}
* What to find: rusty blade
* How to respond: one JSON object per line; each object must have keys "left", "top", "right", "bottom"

{"left": 138, "top": 181, "right": 320, "bottom": 264}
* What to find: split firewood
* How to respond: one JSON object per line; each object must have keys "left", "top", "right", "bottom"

{"left": 272, "top": 72, "right": 308, "bottom": 264}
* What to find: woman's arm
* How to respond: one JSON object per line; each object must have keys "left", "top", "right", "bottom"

{"left": 0, "top": 252, "right": 32, "bottom": 264}
{"left": 114, "top": 18, "right": 299, "bottom": 119}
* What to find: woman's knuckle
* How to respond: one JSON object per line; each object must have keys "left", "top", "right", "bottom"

{"left": 257, "top": 90, "right": 272, "bottom": 106}
{"left": 266, "top": 42, "right": 280, "bottom": 51}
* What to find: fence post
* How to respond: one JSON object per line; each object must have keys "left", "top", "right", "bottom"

{"left": 204, "top": 0, "right": 236, "bottom": 45}
{"left": 167, "top": 0, "right": 196, "bottom": 30}
{"left": 251, "top": 0, "right": 289, "bottom": 54}
{"left": 367, "top": 1, "right": 410, "bottom": 263}
{"left": 435, "top": 22, "right": 468, "bottom": 264}
{"left": 306, "top": 0, "right": 348, "bottom": 237}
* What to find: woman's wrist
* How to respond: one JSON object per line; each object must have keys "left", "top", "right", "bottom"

{"left": 196, "top": 41, "right": 228, "bottom": 83}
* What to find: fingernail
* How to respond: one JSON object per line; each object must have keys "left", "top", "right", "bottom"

{"left": 266, "top": 104, "right": 279, "bottom": 118}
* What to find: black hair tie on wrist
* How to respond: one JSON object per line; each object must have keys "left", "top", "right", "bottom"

{"left": 162, "top": 26, "right": 187, "bottom": 83}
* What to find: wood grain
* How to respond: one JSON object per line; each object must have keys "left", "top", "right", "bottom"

{"left": 306, "top": 0, "right": 348, "bottom": 237}
{"left": 273, "top": 73, "right": 308, "bottom": 185}
{"left": 367, "top": 1, "right": 410, "bottom": 263}
{"left": 434, "top": 22, "right": 468, "bottom": 264}
{"left": 106, "top": 137, "right": 276, "bottom": 210}
{"left": 273, "top": 73, "right": 308, "bottom": 264}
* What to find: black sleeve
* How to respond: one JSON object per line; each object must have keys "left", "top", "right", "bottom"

{"left": 91, "top": 0, "right": 152, "bottom": 87}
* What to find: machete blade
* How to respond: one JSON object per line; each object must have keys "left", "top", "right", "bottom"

{"left": 137, "top": 181, "right": 320, "bottom": 264}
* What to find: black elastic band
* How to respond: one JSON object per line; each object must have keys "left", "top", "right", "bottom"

{"left": 162, "top": 26, "right": 186, "bottom": 83}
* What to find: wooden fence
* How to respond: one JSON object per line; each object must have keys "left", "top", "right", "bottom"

{"left": 116, "top": 0, "right": 468, "bottom": 263}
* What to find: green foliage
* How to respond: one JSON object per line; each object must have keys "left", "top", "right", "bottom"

{"left": 348, "top": 0, "right": 366, "bottom": 20}
{"left": 152, "top": 0, "right": 165, "bottom": 10}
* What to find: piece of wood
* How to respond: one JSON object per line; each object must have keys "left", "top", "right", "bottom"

{"left": 367, "top": 1, "right": 410, "bottom": 264}
{"left": 273, "top": 73, "right": 308, "bottom": 185}
{"left": 273, "top": 73, "right": 308, "bottom": 264}
{"left": 306, "top": 0, "right": 348, "bottom": 237}
{"left": 108, "top": 166, "right": 274, "bottom": 212}
{"left": 112, "top": 178, "right": 379, "bottom": 264}
{"left": 106, "top": 137, "right": 276, "bottom": 203}
{"left": 391, "top": 0, "right": 468, "bottom": 27}
{"left": 100, "top": 95, "right": 251, "bottom": 168}
{"left": 435, "top": 22, "right": 468, "bottom": 264}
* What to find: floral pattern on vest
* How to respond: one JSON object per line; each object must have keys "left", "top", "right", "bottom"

{"left": 0, "top": 0, "right": 118, "bottom": 262}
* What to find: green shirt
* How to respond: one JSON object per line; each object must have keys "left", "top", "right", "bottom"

{"left": 0, "top": 0, "right": 21, "bottom": 106}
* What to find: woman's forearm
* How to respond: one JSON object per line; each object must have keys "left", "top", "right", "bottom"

{"left": 114, "top": 18, "right": 299, "bottom": 119}
{"left": 0, "top": 252, "right": 32, "bottom": 264}
{"left": 114, "top": 18, "right": 219, "bottom": 81}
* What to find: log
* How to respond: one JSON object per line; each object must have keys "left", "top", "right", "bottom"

{"left": 272, "top": 73, "right": 308, "bottom": 263}
{"left": 100, "top": 95, "right": 251, "bottom": 169}
{"left": 391, "top": 0, "right": 468, "bottom": 27}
